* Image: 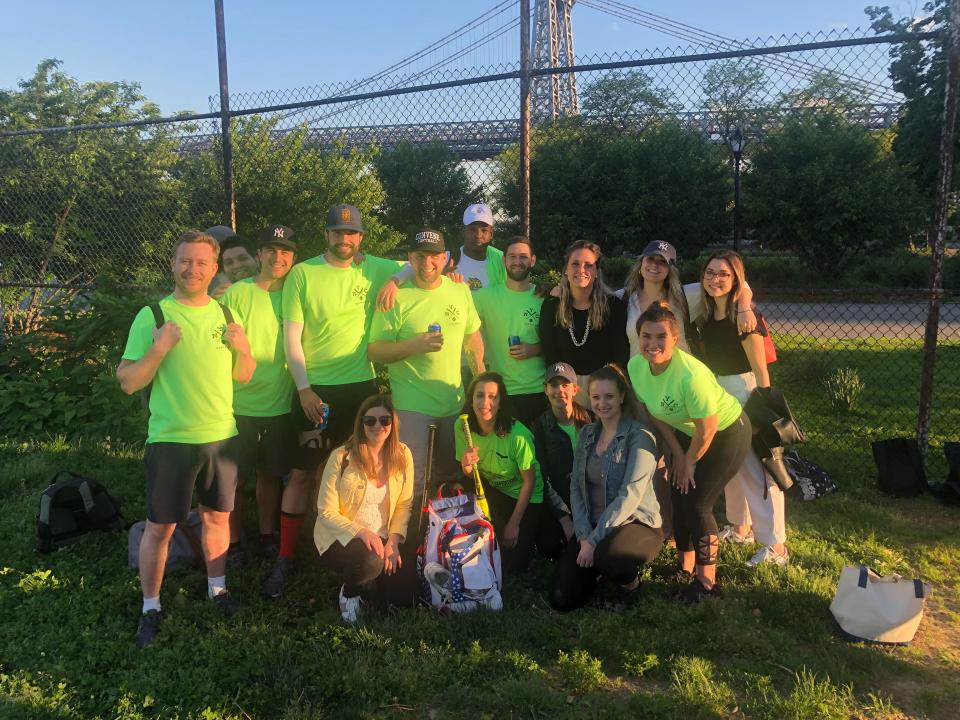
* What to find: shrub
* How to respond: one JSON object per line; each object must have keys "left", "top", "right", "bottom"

{"left": 557, "top": 649, "right": 606, "bottom": 694}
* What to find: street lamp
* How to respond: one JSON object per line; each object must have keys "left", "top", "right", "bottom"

{"left": 727, "top": 126, "right": 746, "bottom": 253}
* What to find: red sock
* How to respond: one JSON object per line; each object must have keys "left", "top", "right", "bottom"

{"left": 279, "top": 512, "right": 304, "bottom": 560}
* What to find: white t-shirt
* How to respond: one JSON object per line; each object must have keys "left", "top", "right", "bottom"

{"left": 617, "top": 283, "right": 705, "bottom": 357}
{"left": 354, "top": 480, "right": 390, "bottom": 539}
{"left": 455, "top": 247, "right": 490, "bottom": 291}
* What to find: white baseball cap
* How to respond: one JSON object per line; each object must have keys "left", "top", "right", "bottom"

{"left": 463, "top": 203, "right": 494, "bottom": 227}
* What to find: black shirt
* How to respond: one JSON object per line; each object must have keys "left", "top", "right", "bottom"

{"left": 538, "top": 294, "right": 630, "bottom": 375}
{"left": 700, "top": 314, "right": 762, "bottom": 376}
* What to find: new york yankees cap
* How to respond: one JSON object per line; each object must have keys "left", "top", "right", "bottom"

{"left": 326, "top": 204, "right": 364, "bottom": 233}
{"left": 258, "top": 224, "right": 297, "bottom": 251}
{"left": 639, "top": 240, "right": 677, "bottom": 265}
{"left": 545, "top": 362, "right": 577, "bottom": 384}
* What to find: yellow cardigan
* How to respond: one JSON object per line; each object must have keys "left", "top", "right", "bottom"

{"left": 314, "top": 442, "right": 415, "bottom": 556}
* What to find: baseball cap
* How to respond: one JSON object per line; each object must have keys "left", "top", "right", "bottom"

{"left": 258, "top": 224, "right": 297, "bottom": 251}
{"left": 326, "top": 204, "right": 364, "bottom": 233}
{"left": 408, "top": 228, "right": 446, "bottom": 254}
{"left": 545, "top": 362, "right": 577, "bottom": 384}
{"left": 463, "top": 203, "right": 494, "bottom": 227}
{"left": 640, "top": 240, "right": 677, "bottom": 265}
{"left": 204, "top": 225, "right": 237, "bottom": 244}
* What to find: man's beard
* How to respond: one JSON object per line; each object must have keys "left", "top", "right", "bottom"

{"left": 329, "top": 244, "right": 356, "bottom": 261}
{"left": 507, "top": 266, "right": 531, "bottom": 282}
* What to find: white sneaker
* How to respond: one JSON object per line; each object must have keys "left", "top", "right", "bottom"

{"left": 746, "top": 546, "right": 789, "bottom": 568}
{"left": 338, "top": 586, "right": 362, "bottom": 624}
{"left": 718, "top": 525, "right": 755, "bottom": 545}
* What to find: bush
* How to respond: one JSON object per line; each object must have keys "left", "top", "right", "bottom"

{"left": 822, "top": 367, "right": 865, "bottom": 412}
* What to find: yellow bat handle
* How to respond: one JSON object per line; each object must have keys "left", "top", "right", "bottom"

{"left": 458, "top": 414, "right": 491, "bottom": 519}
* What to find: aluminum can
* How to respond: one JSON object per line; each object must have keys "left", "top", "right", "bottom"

{"left": 316, "top": 403, "right": 330, "bottom": 432}
{"left": 508, "top": 335, "right": 522, "bottom": 347}
{"left": 428, "top": 323, "right": 442, "bottom": 333}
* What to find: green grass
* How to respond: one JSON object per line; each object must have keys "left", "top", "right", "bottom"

{"left": 1, "top": 434, "right": 959, "bottom": 719}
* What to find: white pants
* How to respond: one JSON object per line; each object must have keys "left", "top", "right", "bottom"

{"left": 717, "top": 373, "right": 787, "bottom": 546}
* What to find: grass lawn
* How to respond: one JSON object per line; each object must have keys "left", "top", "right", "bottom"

{"left": 1, "top": 339, "right": 959, "bottom": 719}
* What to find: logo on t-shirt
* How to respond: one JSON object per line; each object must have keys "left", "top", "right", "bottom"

{"left": 523, "top": 307, "right": 540, "bottom": 325}
{"left": 444, "top": 304, "right": 461, "bottom": 323}
{"left": 467, "top": 277, "right": 483, "bottom": 291}
{"left": 660, "top": 395, "right": 681, "bottom": 415}
{"left": 351, "top": 285, "right": 368, "bottom": 303}
{"left": 211, "top": 323, "right": 228, "bottom": 344}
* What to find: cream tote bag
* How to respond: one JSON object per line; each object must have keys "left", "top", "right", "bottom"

{"left": 830, "top": 565, "right": 930, "bottom": 645}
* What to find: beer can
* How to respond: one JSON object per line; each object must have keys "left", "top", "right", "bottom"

{"left": 508, "top": 335, "right": 522, "bottom": 347}
{"left": 428, "top": 323, "right": 442, "bottom": 333}
{"left": 317, "top": 403, "right": 330, "bottom": 432}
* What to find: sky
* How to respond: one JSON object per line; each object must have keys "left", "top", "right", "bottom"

{"left": 0, "top": 0, "right": 927, "bottom": 116}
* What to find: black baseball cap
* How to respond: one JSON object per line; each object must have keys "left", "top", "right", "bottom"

{"left": 408, "top": 228, "right": 446, "bottom": 254}
{"left": 258, "top": 225, "right": 297, "bottom": 251}
{"left": 326, "top": 204, "right": 363, "bottom": 233}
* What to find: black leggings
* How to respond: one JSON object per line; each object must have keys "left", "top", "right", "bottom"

{"left": 549, "top": 522, "right": 663, "bottom": 612}
{"left": 320, "top": 538, "right": 420, "bottom": 607}
{"left": 485, "top": 483, "right": 543, "bottom": 574}
{"left": 671, "top": 413, "right": 752, "bottom": 567}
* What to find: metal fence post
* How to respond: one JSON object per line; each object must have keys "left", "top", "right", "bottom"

{"left": 917, "top": 0, "right": 960, "bottom": 454}
{"left": 520, "top": 0, "right": 532, "bottom": 239}
{"left": 215, "top": 0, "right": 236, "bottom": 230}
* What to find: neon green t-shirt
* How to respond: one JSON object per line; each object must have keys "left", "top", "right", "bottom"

{"left": 368, "top": 276, "right": 481, "bottom": 416}
{"left": 627, "top": 348, "right": 742, "bottom": 437}
{"left": 455, "top": 420, "right": 544, "bottom": 503}
{"left": 122, "top": 295, "right": 238, "bottom": 444}
{"left": 282, "top": 254, "right": 403, "bottom": 385}
{"left": 473, "top": 284, "right": 545, "bottom": 395}
{"left": 559, "top": 421, "right": 578, "bottom": 451}
{"left": 221, "top": 278, "right": 293, "bottom": 417}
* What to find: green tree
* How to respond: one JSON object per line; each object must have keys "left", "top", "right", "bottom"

{"left": 866, "top": 2, "right": 949, "bottom": 201}
{"left": 495, "top": 119, "right": 729, "bottom": 262}
{"left": 373, "top": 141, "right": 480, "bottom": 242}
{"left": 779, "top": 69, "right": 870, "bottom": 111}
{"left": 746, "top": 113, "right": 924, "bottom": 276}
{"left": 702, "top": 60, "right": 769, "bottom": 141}
{"left": 176, "top": 115, "right": 402, "bottom": 261}
{"left": 580, "top": 70, "right": 679, "bottom": 126}
{"left": 0, "top": 59, "right": 186, "bottom": 332}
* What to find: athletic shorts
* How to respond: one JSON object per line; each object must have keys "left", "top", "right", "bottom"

{"left": 144, "top": 436, "right": 240, "bottom": 524}
{"left": 235, "top": 413, "right": 294, "bottom": 478}
{"left": 290, "top": 379, "right": 378, "bottom": 471}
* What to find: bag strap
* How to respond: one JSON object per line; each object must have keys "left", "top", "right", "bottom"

{"left": 149, "top": 303, "right": 164, "bottom": 328}
{"left": 39, "top": 494, "right": 52, "bottom": 525}
{"left": 220, "top": 304, "right": 234, "bottom": 325}
{"left": 76, "top": 480, "right": 96, "bottom": 514}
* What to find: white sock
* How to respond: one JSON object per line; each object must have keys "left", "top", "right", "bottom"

{"left": 207, "top": 575, "right": 227, "bottom": 599}
{"left": 142, "top": 596, "right": 161, "bottom": 614}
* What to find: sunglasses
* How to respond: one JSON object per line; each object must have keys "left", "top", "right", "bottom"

{"left": 361, "top": 415, "right": 393, "bottom": 428}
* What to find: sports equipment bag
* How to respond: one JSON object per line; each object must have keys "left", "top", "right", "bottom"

{"left": 830, "top": 565, "right": 930, "bottom": 645}
{"left": 37, "top": 470, "right": 124, "bottom": 552}
{"left": 417, "top": 490, "right": 503, "bottom": 613}
{"left": 127, "top": 510, "right": 203, "bottom": 572}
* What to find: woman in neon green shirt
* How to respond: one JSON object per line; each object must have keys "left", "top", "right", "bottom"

{"left": 457, "top": 372, "right": 544, "bottom": 573}
{"left": 626, "top": 301, "right": 752, "bottom": 603}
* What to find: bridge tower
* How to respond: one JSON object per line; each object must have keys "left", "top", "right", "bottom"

{"left": 531, "top": 0, "right": 579, "bottom": 119}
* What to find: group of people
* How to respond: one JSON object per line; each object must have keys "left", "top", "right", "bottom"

{"left": 118, "top": 201, "right": 789, "bottom": 647}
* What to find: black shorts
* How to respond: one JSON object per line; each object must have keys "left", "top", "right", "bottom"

{"left": 144, "top": 436, "right": 240, "bottom": 524}
{"left": 235, "top": 413, "right": 294, "bottom": 478}
{"left": 290, "top": 379, "right": 378, "bottom": 471}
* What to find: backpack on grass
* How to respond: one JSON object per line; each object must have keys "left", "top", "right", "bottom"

{"left": 127, "top": 510, "right": 203, "bottom": 572}
{"left": 37, "top": 470, "right": 124, "bottom": 552}
{"left": 417, "top": 488, "right": 503, "bottom": 613}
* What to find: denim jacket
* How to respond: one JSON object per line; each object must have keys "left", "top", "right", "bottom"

{"left": 570, "top": 416, "right": 661, "bottom": 546}
{"left": 532, "top": 408, "right": 577, "bottom": 520}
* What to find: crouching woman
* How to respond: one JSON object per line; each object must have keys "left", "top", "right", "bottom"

{"left": 549, "top": 364, "right": 663, "bottom": 611}
{"left": 314, "top": 394, "right": 419, "bottom": 623}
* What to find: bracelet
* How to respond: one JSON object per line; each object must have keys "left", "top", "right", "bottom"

{"left": 737, "top": 309, "right": 751, "bottom": 314}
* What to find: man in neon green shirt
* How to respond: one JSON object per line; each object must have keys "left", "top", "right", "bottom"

{"left": 117, "top": 230, "right": 255, "bottom": 647}
{"left": 220, "top": 224, "right": 298, "bottom": 565}
{"left": 368, "top": 229, "right": 485, "bottom": 540}
{"left": 473, "top": 236, "right": 546, "bottom": 429}
{"left": 269, "top": 204, "right": 405, "bottom": 599}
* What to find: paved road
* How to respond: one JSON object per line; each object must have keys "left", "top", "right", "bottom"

{"left": 757, "top": 302, "right": 960, "bottom": 340}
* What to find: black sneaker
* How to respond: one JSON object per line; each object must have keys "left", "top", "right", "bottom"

{"left": 262, "top": 557, "right": 293, "bottom": 599}
{"left": 607, "top": 582, "right": 643, "bottom": 610}
{"left": 212, "top": 590, "right": 241, "bottom": 617}
{"left": 258, "top": 533, "right": 279, "bottom": 562}
{"left": 136, "top": 609, "right": 162, "bottom": 648}
{"left": 678, "top": 578, "right": 723, "bottom": 604}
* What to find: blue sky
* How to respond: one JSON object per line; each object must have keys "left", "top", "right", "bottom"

{"left": 0, "top": 0, "right": 922, "bottom": 115}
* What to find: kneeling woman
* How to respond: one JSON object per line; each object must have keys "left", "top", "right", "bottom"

{"left": 315, "top": 395, "right": 419, "bottom": 624}
{"left": 549, "top": 364, "right": 663, "bottom": 612}
{"left": 457, "top": 372, "right": 544, "bottom": 574}
{"left": 627, "top": 302, "right": 752, "bottom": 603}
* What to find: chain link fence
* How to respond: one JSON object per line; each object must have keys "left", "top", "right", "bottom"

{"left": 1, "top": 26, "right": 956, "bottom": 481}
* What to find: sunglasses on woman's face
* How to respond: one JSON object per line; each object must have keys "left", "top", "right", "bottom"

{"left": 361, "top": 415, "right": 393, "bottom": 427}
